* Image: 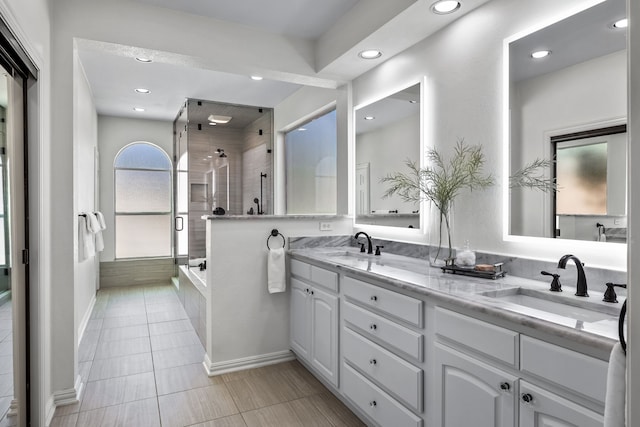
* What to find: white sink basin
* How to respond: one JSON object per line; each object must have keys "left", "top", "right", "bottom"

{"left": 480, "top": 288, "right": 619, "bottom": 323}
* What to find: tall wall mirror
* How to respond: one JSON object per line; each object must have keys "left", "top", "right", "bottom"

{"left": 355, "top": 82, "right": 422, "bottom": 229}
{"left": 507, "top": 0, "right": 627, "bottom": 243}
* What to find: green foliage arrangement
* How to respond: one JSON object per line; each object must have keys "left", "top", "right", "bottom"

{"left": 381, "top": 139, "right": 494, "bottom": 261}
{"left": 509, "top": 158, "right": 557, "bottom": 193}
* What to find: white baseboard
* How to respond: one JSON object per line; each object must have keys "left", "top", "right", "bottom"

{"left": 77, "top": 294, "right": 97, "bottom": 343}
{"left": 52, "top": 374, "right": 83, "bottom": 409}
{"left": 203, "top": 350, "right": 295, "bottom": 376}
{"left": 44, "top": 396, "right": 56, "bottom": 427}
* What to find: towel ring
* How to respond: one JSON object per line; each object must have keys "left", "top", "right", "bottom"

{"left": 267, "top": 229, "right": 285, "bottom": 250}
{"left": 619, "top": 299, "right": 627, "bottom": 354}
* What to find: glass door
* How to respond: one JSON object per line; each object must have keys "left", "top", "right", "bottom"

{"left": 0, "top": 63, "right": 28, "bottom": 426}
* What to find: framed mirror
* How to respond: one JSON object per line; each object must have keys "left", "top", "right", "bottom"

{"left": 354, "top": 81, "right": 422, "bottom": 229}
{"left": 506, "top": 0, "right": 627, "bottom": 243}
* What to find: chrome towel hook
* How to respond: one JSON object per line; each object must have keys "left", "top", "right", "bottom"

{"left": 267, "top": 229, "right": 285, "bottom": 250}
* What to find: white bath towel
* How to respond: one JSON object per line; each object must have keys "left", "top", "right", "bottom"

{"left": 78, "top": 215, "right": 95, "bottom": 261}
{"left": 95, "top": 211, "right": 107, "bottom": 230}
{"left": 86, "top": 213, "right": 104, "bottom": 252}
{"left": 268, "top": 248, "right": 286, "bottom": 294}
{"left": 604, "top": 342, "right": 626, "bottom": 427}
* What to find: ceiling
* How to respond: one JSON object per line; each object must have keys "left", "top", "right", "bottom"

{"left": 77, "top": 0, "right": 490, "bottom": 121}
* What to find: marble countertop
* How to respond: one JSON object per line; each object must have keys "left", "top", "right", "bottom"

{"left": 289, "top": 247, "right": 623, "bottom": 354}
{"left": 202, "top": 214, "right": 351, "bottom": 220}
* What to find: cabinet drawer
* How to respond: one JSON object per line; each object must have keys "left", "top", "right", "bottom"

{"left": 343, "top": 328, "right": 423, "bottom": 412}
{"left": 343, "top": 276, "right": 423, "bottom": 327}
{"left": 290, "top": 259, "right": 311, "bottom": 280}
{"left": 343, "top": 363, "right": 423, "bottom": 427}
{"left": 343, "top": 301, "right": 423, "bottom": 361}
{"left": 311, "top": 265, "right": 338, "bottom": 292}
{"left": 435, "top": 307, "right": 519, "bottom": 367}
{"left": 520, "top": 336, "right": 608, "bottom": 404}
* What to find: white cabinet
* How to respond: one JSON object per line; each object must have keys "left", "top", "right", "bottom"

{"left": 519, "top": 381, "right": 603, "bottom": 427}
{"left": 289, "top": 269, "right": 339, "bottom": 388}
{"left": 434, "top": 343, "right": 517, "bottom": 427}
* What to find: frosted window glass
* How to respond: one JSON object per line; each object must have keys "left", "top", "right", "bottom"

{"left": 556, "top": 142, "right": 607, "bottom": 215}
{"left": 285, "top": 109, "right": 337, "bottom": 214}
{"left": 115, "top": 143, "right": 172, "bottom": 170}
{"left": 115, "top": 215, "right": 172, "bottom": 258}
{"left": 176, "top": 220, "right": 188, "bottom": 257}
{"left": 115, "top": 169, "right": 171, "bottom": 213}
{"left": 0, "top": 165, "right": 4, "bottom": 215}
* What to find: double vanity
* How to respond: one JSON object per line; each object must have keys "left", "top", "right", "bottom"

{"left": 288, "top": 246, "right": 621, "bottom": 427}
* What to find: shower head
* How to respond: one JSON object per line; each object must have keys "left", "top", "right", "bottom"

{"left": 216, "top": 148, "right": 227, "bottom": 158}
{"left": 220, "top": 152, "right": 227, "bottom": 158}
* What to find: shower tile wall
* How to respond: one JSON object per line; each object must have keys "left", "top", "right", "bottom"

{"left": 242, "top": 113, "right": 272, "bottom": 215}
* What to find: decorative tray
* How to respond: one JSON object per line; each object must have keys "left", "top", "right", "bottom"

{"left": 441, "top": 263, "right": 506, "bottom": 280}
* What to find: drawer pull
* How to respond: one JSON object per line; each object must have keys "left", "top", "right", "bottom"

{"left": 369, "top": 358, "right": 377, "bottom": 365}
{"left": 370, "top": 295, "right": 378, "bottom": 302}
{"left": 369, "top": 400, "right": 377, "bottom": 407}
{"left": 521, "top": 393, "right": 534, "bottom": 404}
{"left": 499, "top": 382, "right": 511, "bottom": 392}
{"left": 370, "top": 324, "right": 377, "bottom": 330}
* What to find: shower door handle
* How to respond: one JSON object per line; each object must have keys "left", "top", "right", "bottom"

{"left": 174, "top": 216, "right": 184, "bottom": 231}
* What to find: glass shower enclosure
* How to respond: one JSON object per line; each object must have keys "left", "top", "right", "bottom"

{"left": 173, "top": 99, "right": 274, "bottom": 264}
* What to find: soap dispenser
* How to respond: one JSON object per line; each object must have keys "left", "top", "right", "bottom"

{"left": 457, "top": 240, "right": 476, "bottom": 267}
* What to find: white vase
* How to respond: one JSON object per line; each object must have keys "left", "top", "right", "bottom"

{"left": 428, "top": 201, "right": 454, "bottom": 267}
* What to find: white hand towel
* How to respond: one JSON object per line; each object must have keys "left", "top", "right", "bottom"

{"left": 86, "top": 213, "right": 101, "bottom": 234}
{"left": 95, "top": 211, "right": 107, "bottom": 230}
{"left": 268, "top": 248, "right": 286, "bottom": 294}
{"left": 78, "top": 216, "right": 95, "bottom": 261}
{"left": 95, "top": 230, "right": 105, "bottom": 253}
{"left": 604, "top": 342, "right": 626, "bottom": 427}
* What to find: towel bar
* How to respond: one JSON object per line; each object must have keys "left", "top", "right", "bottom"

{"left": 267, "top": 229, "right": 285, "bottom": 250}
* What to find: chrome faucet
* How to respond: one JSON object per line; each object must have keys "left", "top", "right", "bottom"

{"left": 354, "top": 232, "right": 373, "bottom": 254}
{"left": 557, "top": 254, "right": 588, "bottom": 297}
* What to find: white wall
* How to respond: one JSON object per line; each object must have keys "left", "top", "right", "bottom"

{"left": 73, "top": 53, "right": 98, "bottom": 346}
{"left": 351, "top": 0, "right": 626, "bottom": 271}
{"left": 511, "top": 50, "right": 627, "bottom": 237}
{"left": 357, "top": 113, "right": 420, "bottom": 213}
{"left": 97, "top": 115, "right": 173, "bottom": 262}
{"left": 205, "top": 217, "right": 352, "bottom": 369}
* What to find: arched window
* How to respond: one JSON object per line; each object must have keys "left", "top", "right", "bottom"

{"left": 114, "top": 142, "right": 172, "bottom": 258}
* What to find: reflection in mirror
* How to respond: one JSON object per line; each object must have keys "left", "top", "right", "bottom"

{"left": 508, "top": 0, "right": 627, "bottom": 242}
{"left": 552, "top": 125, "right": 627, "bottom": 242}
{"left": 355, "top": 83, "right": 421, "bottom": 228}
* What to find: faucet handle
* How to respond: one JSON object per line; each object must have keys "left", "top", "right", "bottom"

{"left": 603, "top": 283, "right": 627, "bottom": 303}
{"left": 375, "top": 245, "right": 384, "bottom": 256}
{"left": 541, "top": 271, "right": 562, "bottom": 292}
{"left": 359, "top": 243, "right": 366, "bottom": 253}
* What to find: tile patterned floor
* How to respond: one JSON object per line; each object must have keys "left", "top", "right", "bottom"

{"left": 50, "top": 284, "right": 364, "bottom": 427}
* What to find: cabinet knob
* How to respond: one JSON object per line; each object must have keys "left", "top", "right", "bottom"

{"left": 370, "top": 295, "right": 378, "bottom": 302}
{"left": 369, "top": 324, "right": 377, "bottom": 330}
{"left": 521, "top": 393, "right": 534, "bottom": 404}
{"left": 310, "top": 290, "right": 314, "bottom": 295}
{"left": 369, "top": 401, "right": 377, "bottom": 407}
{"left": 499, "top": 382, "right": 511, "bottom": 392}
{"left": 369, "top": 359, "right": 377, "bottom": 365}
{"left": 305, "top": 288, "right": 310, "bottom": 294}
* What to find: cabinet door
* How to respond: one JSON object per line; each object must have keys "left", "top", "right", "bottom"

{"left": 435, "top": 343, "right": 517, "bottom": 427}
{"left": 519, "top": 381, "right": 603, "bottom": 427}
{"left": 310, "top": 286, "right": 339, "bottom": 387}
{"left": 290, "top": 278, "right": 310, "bottom": 361}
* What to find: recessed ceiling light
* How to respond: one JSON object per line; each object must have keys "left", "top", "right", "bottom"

{"left": 135, "top": 88, "right": 150, "bottom": 94}
{"left": 409, "top": 100, "right": 417, "bottom": 104}
{"left": 298, "top": 128, "right": 307, "bottom": 131}
{"left": 358, "top": 50, "right": 382, "bottom": 60}
{"left": 251, "top": 76, "right": 263, "bottom": 81}
{"left": 613, "top": 18, "right": 628, "bottom": 29}
{"left": 431, "top": 0, "right": 461, "bottom": 15}
{"left": 133, "top": 107, "right": 145, "bottom": 112}
{"left": 531, "top": 50, "right": 551, "bottom": 59}
{"left": 208, "top": 122, "right": 217, "bottom": 126}
{"left": 207, "top": 155, "right": 213, "bottom": 158}
{"left": 135, "top": 57, "right": 152, "bottom": 63}
{"left": 364, "top": 116, "right": 375, "bottom": 121}
{"left": 208, "top": 115, "right": 232, "bottom": 124}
